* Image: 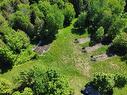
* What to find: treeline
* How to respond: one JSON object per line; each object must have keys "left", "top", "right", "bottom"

{"left": 81, "top": 73, "right": 127, "bottom": 95}
{"left": 0, "top": 66, "right": 73, "bottom": 95}
{"left": 0, "top": 0, "right": 75, "bottom": 72}
{"left": 74, "top": 0, "right": 127, "bottom": 58}
{"left": 0, "top": 0, "right": 76, "bottom": 94}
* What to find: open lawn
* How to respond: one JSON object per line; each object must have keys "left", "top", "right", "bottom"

{"left": 1, "top": 19, "right": 127, "bottom": 95}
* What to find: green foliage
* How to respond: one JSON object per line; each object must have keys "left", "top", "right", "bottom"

{"left": 85, "top": 73, "right": 127, "bottom": 95}
{"left": 38, "top": 1, "right": 52, "bottom": 16}
{"left": 112, "top": 32, "right": 127, "bottom": 55}
{"left": 74, "top": 12, "right": 87, "bottom": 28}
{"left": 0, "top": 78, "right": 13, "bottom": 94}
{"left": 33, "top": 69, "right": 72, "bottom": 95}
{"left": 38, "top": 1, "right": 64, "bottom": 39}
{"left": 0, "top": 39, "right": 15, "bottom": 72}
{"left": 63, "top": 3, "right": 75, "bottom": 25}
{"left": 47, "top": 0, "right": 65, "bottom": 9}
{"left": 45, "top": 6, "right": 64, "bottom": 30}
{"left": 18, "top": 67, "right": 73, "bottom": 95}
{"left": 12, "top": 87, "right": 33, "bottom": 95}
{"left": 9, "top": 11, "right": 34, "bottom": 38}
{"left": 17, "top": 3, "right": 31, "bottom": 15}
{"left": 1, "top": 0, "right": 74, "bottom": 42}
{"left": 0, "top": 43, "right": 14, "bottom": 64}
{"left": 0, "top": 0, "right": 74, "bottom": 72}
{"left": 0, "top": 23, "right": 14, "bottom": 37}
{"left": 74, "top": 0, "right": 127, "bottom": 43}
{"left": 91, "top": 73, "right": 115, "bottom": 94}
{"left": 15, "top": 46, "right": 38, "bottom": 65}
{"left": 69, "top": 0, "right": 87, "bottom": 15}
{"left": 95, "top": 27, "right": 104, "bottom": 42}
{"left": 0, "top": 14, "right": 6, "bottom": 26}
{"left": 29, "top": 0, "right": 40, "bottom": 4}
{"left": 5, "top": 30, "right": 30, "bottom": 53}
{"left": 30, "top": 4, "right": 45, "bottom": 39}
{"left": 114, "top": 74, "right": 127, "bottom": 88}
{"left": 86, "top": 0, "right": 125, "bottom": 24}
{"left": 30, "top": 3, "right": 44, "bottom": 20}
{"left": 108, "top": 17, "right": 127, "bottom": 39}
{"left": 0, "top": 0, "right": 21, "bottom": 18}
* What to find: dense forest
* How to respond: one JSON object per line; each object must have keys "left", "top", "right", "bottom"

{"left": 1, "top": 0, "right": 127, "bottom": 95}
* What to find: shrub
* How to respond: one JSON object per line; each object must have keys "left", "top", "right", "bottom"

{"left": 95, "top": 27, "right": 104, "bottom": 42}
{"left": 0, "top": 78, "right": 13, "bottom": 94}
{"left": 15, "top": 46, "right": 38, "bottom": 65}
{"left": 33, "top": 69, "right": 72, "bottom": 95}
{"left": 114, "top": 74, "right": 127, "bottom": 88}
{"left": 48, "top": 0, "right": 65, "bottom": 9}
{"left": 9, "top": 11, "right": 34, "bottom": 36}
{"left": 91, "top": 73, "right": 115, "bottom": 95}
{"left": 12, "top": 87, "right": 33, "bottom": 95}
{"left": 5, "top": 30, "right": 30, "bottom": 53}
{"left": 39, "top": 2, "right": 64, "bottom": 39}
{"left": 112, "top": 32, "right": 127, "bottom": 55}
{"left": 63, "top": 3, "right": 75, "bottom": 25}
{"left": 0, "top": 39, "right": 15, "bottom": 72}
{"left": 108, "top": 17, "right": 127, "bottom": 39}
{"left": 74, "top": 12, "right": 87, "bottom": 29}
{"left": 83, "top": 73, "right": 127, "bottom": 95}
{"left": 18, "top": 67, "right": 73, "bottom": 95}
{"left": 69, "top": 0, "right": 87, "bottom": 15}
{"left": 17, "top": 3, "right": 30, "bottom": 15}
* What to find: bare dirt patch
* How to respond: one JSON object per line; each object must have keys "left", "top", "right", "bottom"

{"left": 33, "top": 45, "right": 50, "bottom": 55}
{"left": 74, "top": 37, "right": 90, "bottom": 44}
{"left": 91, "top": 53, "right": 109, "bottom": 61}
{"left": 84, "top": 43, "right": 103, "bottom": 53}
{"left": 33, "top": 41, "right": 50, "bottom": 55}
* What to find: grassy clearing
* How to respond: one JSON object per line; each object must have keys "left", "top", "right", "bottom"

{"left": 1, "top": 19, "right": 127, "bottom": 95}
{"left": 0, "top": 61, "right": 37, "bottom": 83}
{"left": 114, "top": 85, "right": 127, "bottom": 95}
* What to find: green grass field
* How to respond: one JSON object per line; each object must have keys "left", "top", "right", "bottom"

{"left": 1, "top": 19, "right": 127, "bottom": 95}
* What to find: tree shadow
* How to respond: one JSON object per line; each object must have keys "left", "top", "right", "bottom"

{"left": 107, "top": 45, "right": 127, "bottom": 56}
{"left": 81, "top": 82, "right": 113, "bottom": 95}
{"left": 101, "top": 36, "right": 112, "bottom": 45}
{"left": 0, "top": 57, "right": 13, "bottom": 74}
{"left": 121, "top": 55, "right": 127, "bottom": 64}
{"left": 106, "top": 46, "right": 116, "bottom": 57}
{"left": 106, "top": 45, "right": 127, "bottom": 64}
{"left": 71, "top": 28, "right": 86, "bottom": 35}
{"left": 31, "top": 35, "right": 56, "bottom": 46}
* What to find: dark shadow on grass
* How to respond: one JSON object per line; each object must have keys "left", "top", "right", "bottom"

{"left": 106, "top": 45, "right": 127, "bottom": 64}
{"left": 0, "top": 57, "right": 13, "bottom": 74}
{"left": 71, "top": 28, "right": 86, "bottom": 35}
{"left": 121, "top": 55, "right": 127, "bottom": 64}
{"left": 101, "top": 36, "right": 112, "bottom": 45}
{"left": 106, "top": 46, "right": 117, "bottom": 57}
{"left": 31, "top": 35, "right": 56, "bottom": 46}
{"left": 81, "top": 82, "right": 113, "bottom": 95}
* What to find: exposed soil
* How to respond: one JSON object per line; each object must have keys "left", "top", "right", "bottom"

{"left": 33, "top": 45, "right": 50, "bottom": 55}
{"left": 74, "top": 37, "right": 90, "bottom": 44}
{"left": 33, "top": 40, "right": 50, "bottom": 55}
{"left": 93, "top": 53, "right": 109, "bottom": 61}
{"left": 84, "top": 43, "right": 103, "bottom": 53}
{"left": 91, "top": 53, "right": 116, "bottom": 61}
